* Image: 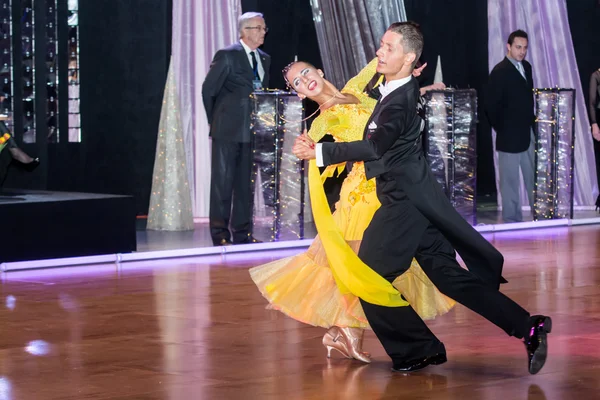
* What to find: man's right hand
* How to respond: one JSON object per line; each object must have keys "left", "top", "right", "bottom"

{"left": 592, "top": 123, "right": 600, "bottom": 141}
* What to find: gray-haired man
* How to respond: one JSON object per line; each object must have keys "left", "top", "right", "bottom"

{"left": 202, "top": 12, "right": 271, "bottom": 245}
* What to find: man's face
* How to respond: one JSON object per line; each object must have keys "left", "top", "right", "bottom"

{"left": 507, "top": 37, "right": 528, "bottom": 62}
{"left": 241, "top": 17, "right": 267, "bottom": 49}
{"left": 375, "top": 31, "right": 414, "bottom": 77}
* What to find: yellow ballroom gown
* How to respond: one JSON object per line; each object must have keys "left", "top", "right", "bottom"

{"left": 249, "top": 59, "right": 455, "bottom": 328}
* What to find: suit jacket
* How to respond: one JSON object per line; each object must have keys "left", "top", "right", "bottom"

{"left": 589, "top": 69, "right": 600, "bottom": 125}
{"left": 485, "top": 57, "right": 535, "bottom": 153}
{"left": 202, "top": 43, "right": 271, "bottom": 143}
{"left": 321, "top": 77, "right": 506, "bottom": 289}
{"left": 323, "top": 77, "right": 424, "bottom": 181}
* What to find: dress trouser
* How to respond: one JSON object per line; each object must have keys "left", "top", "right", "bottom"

{"left": 209, "top": 139, "right": 253, "bottom": 244}
{"left": 356, "top": 172, "right": 530, "bottom": 364}
{"left": 497, "top": 131, "right": 535, "bottom": 222}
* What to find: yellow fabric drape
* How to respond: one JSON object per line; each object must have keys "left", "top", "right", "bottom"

{"left": 308, "top": 159, "right": 409, "bottom": 307}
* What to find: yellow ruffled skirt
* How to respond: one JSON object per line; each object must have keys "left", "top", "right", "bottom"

{"left": 249, "top": 162, "right": 455, "bottom": 328}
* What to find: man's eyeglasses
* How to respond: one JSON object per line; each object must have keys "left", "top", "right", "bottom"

{"left": 245, "top": 26, "right": 269, "bottom": 33}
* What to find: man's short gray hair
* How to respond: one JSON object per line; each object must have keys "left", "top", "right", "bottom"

{"left": 238, "top": 12, "right": 264, "bottom": 34}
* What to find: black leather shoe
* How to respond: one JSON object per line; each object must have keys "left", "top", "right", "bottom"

{"left": 524, "top": 315, "right": 552, "bottom": 375}
{"left": 392, "top": 353, "right": 447, "bottom": 372}
{"left": 234, "top": 236, "right": 262, "bottom": 244}
{"left": 213, "top": 238, "right": 232, "bottom": 246}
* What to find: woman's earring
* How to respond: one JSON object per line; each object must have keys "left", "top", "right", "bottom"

{"left": 298, "top": 93, "right": 306, "bottom": 99}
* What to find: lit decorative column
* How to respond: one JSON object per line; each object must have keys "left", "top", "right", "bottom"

{"left": 533, "top": 88, "right": 576, "bottom": 220}
{"left": 251, "top": 91, "right": 305, "bottom": 241}
{"left": 422, "top": 89, "right": 478, "bottom": 226}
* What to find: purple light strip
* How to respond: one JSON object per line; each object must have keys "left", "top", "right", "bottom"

{"left": 474, "top": 218, "right": 569, "bottom": 233}
{"left": 2, "top": 218, "right": 600, "bottom": 272}
{"left": 1, "top": 239, "right": 314, "bottom": 272}
{"left": 570, "top": 217, "right": 600, "bottom": 226}
{"left": 1, "top": 254, "right": 116, "bottom": 271}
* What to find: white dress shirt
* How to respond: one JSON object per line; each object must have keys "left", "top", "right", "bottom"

{"left": 240, "top": 39, "right": 264, "bottom": 81}
{"left": 315, "top": 75, "right": 412, "bottom": 166}
{"left": 378, "top": 75, "right": 412, "bottom": 100}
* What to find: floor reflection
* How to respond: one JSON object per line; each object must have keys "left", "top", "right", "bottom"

{"left": 0, "top": 225, "right": 599, "bottom": 399}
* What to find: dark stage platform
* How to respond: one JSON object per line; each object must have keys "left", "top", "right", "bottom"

{"left": 0, "top": 189, "right": 136, "bottom": 263}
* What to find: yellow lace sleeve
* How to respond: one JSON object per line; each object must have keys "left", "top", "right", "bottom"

{"left": 341, "top": 58, "right": 382, "bottom": 101}
{"left": 307, "top": 114, "right": 328, "bottom": 143}
{"left": 307, "top": 58, "right": 380, "bottom": 143}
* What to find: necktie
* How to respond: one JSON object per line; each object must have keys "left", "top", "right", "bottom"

{"left": 517, "top": 62, "right": 526, "bottom": 80}
{"left": 250, "top": 51, "right": 260, "bottom": 80}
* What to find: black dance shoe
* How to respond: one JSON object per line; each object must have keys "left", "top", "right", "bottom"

{"left": 524, "top": 315, "right": 552, "bottom": 375}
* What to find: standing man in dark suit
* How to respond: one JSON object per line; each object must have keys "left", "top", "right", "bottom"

{"left": 202, "top": 12, "right": 271, "bottom": 246}
{"left": 293, "top": 22, "right": 551, "bottom": 375}
{"left": 486, "top": 30, "right": 536, "bottom": 223}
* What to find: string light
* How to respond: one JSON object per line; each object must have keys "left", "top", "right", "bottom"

{"left": 423, "top": 89, "right": 477, "bottom": 225}
{"left": 533, "top": 88, "right": 575, "bottom": 221}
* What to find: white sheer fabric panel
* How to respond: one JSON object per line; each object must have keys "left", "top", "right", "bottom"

{"left": 172, "top": 0, "right": 241, "bottom": 217}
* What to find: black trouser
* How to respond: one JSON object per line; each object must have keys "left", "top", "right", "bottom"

{"left": 209, "top": 139, "right": 253, "bottom": 244}
{"left": 357, "top": 176, "right": 530, "bottom": 364}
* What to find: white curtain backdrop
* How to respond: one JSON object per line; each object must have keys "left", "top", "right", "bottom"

{"left": 171, "top": 0, "right": 242, "bottom": 218}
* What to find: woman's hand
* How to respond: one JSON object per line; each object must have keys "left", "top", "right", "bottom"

{"left": 297, "top": 129, "right": 315, "bottom": 148}
{"left": 293, "top": 131, "right": 316, "bottom": 160}
{"left": 592, "top": 123, "right": 600, "bottom": 141}
{"left": 413, "top": 62, "right": 427, "bottom": 77}
{"left": 419, "top": 82, "right": 446, "bottom": 96}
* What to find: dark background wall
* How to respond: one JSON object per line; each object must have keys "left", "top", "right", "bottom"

{"left": 567, "top": 0, "right": 600, "bottom": 123}
{"left": 5, "top": 0, "right": 172, "bottom": 217}
{"left": 403, "top": 0, "right": 494, "bottom": 196}
{"left": 78, "top": 0, "right": 172, "bottom": 215}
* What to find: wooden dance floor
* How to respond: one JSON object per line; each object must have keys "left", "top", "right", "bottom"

{"left": 1, "top": 225, "right": 600, "bottom": 399}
